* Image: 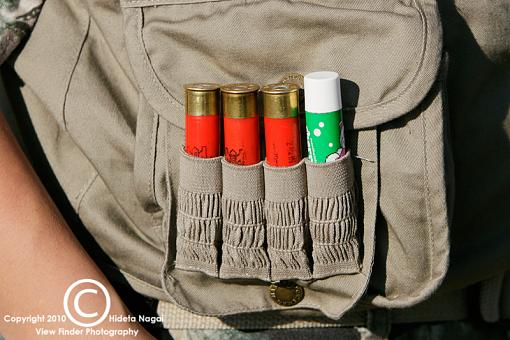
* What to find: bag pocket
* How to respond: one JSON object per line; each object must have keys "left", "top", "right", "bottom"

{"left": 264, "top": 159, "right": 311, "bottom": 281}
{"left": 219, "top": 159, "right": 270, "bottom": 280}
{"left": 174, "top": 148, "right": 222, "bottom": 277}
{"left": 306, "top": 151, "right": 360, "bottom": 279}
{"left": 121, "top": 0, "right": 448, "bottom": 320}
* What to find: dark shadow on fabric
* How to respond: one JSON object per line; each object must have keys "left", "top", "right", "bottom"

{"left": 340, "top": 79, "right": 360, "bottom": 109}
{"left": 345, "top": 129, "right": 365, "bottom": 277}
{"left": 437, "top": 0, "right": 510, "bottom": 290}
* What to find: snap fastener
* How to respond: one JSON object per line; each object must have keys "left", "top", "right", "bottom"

{"left": 269, "top": 281, "right": 304, "bottom": 306}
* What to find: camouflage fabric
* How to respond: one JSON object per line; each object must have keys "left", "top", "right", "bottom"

{"left": 167, "top": 321, "right": 510, "bottom": 340}
{"left": 168, "top": 328, "right": 376, "bottom": 340}
{"left": 0, "top": 0, "right": 42, "bottom": 64}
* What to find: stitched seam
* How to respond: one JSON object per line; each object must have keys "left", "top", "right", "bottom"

{"left": 135, "top": 8, "right": 182, "bottom": 110}
{"left": 177, "top": 235, "right": 217, "bottom": 246}
{"left": 176, "top": 264, "right": 216, "bottom": 272}
{"left": 422, "top": 93, "right": 434, "bottom": 281}
{"left": 222, "top": 197, "right": 264, "bottom": 203}
{"left": 75, "top": 172, "right": 99, "bottom": 213}
{"left": 308, "top": 185, "right": 355, "bottom": 199}
{"left": 266, "top": 223, "right": 304, "bottom": 229}
{"left": 148, "top": 110, "right": 159, "bottom": 205}
{"left": 222, "top": 167, "right": 264, "bottom": 175}
{"left": 123, "top": 0, "right": 413, "bottom": 15}
{"left": 315, "top": 263, "right": 359, "bottom": 269}
{"left": 160, "top": 123, "right": 173, "bottom": 250}
{"left": 309, "top": 216, "right": 355, "bottom": 224}
{"left": 178, "top": 186, "right": 222, "bottom": 196}
{"left": 123, "top": 0, "right": 241, "bottom": 5}
{"left": 312, "top": 239, "right": 357, "bottom": 246}
{"left": 223, "top": 222, "right": 264, "bottom": 228}
{"left": 267, "top": 247, "right": 306, "bottom": 252}
{"left": 62, "top": 13, "right": 90, "bottom": 128}
{"left": 264, "top": 197, "right": 307, "bottom": 204}
{"left": 178, "top": 210, "right": 221, "bottom": 220}
{"left": 222, "top": 243, "right": 266, "bottom": 250}
{"left": 263, "top": 197, "right": 307, "bottom": 203}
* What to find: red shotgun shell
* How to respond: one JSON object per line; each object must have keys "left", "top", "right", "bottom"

{"left": 184, "top": 83, "right": 221, "bottom": 158}
{"left": 262, "top": 83, "right": 301, "bottom": 167}
{"left": 221, "top": 83, "right": 260, "bottom": 165}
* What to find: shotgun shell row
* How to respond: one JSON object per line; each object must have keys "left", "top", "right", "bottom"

{"left": 185, "top": 73, "right": 343, "bottom": 166}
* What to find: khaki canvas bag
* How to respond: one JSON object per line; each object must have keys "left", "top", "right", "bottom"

{"left": 12, "top": 0, "right": 510, "bottom": 326}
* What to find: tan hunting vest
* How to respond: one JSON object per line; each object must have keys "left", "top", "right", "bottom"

{"left": 12, "top": 0, "right": 510, "bottom": 328}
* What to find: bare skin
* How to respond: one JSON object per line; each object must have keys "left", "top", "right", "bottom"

{"left": 0, "top": 111, "right": 155, "bottom": 339}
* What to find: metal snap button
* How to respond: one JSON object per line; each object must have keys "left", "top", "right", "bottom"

{"left": 269, "top": 281, "right": 304, "bottom": 306}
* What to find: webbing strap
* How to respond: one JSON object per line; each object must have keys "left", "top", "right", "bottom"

{"left": 156, "top": 289, "right": 470, "bottom": 330}
{"left": 479, "top": 274, "right": 505, "bottom": 322}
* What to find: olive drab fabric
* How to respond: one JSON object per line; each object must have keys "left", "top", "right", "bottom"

{"left": 11, "top": 0, "right": 510, "bottom": 328}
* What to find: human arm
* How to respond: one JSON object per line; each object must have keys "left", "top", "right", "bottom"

{"left": 0, "top": 111, "right": 154, "bottom": 339}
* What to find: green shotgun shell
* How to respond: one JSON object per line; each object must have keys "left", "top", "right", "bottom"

{"left": 304, "top": 71, "right": 345, "bottom": 163}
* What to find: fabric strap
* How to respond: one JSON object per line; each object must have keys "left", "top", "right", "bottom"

{"left": 157, "top": 288, "right": 470, "bottom": 330}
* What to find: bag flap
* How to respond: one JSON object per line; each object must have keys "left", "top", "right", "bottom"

{"left": 121, "top": 0, "right": 442, "bottom": 130}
